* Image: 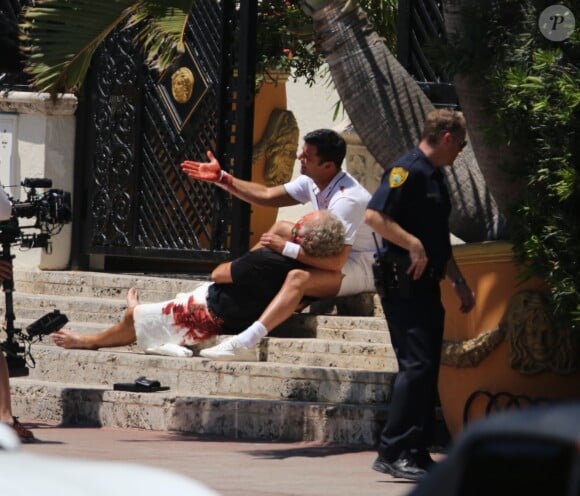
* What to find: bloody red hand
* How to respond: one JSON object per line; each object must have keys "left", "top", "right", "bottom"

{"left": 180, "top": 151, "right": 233, "bottom": 185}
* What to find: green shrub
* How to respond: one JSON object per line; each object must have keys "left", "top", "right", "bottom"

{"left": 443, "top": 0, "right": 580, "bottom": 331}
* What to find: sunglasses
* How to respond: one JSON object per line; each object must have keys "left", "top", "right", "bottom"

{"left": 458, "top": 139, "right": 468, "bottom": 151}
{"left": 291, "top": 223, "right": 304, "bottom": 243}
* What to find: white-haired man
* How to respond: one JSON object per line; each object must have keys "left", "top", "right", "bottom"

{"left": 181, "top": 128, "right": 376, "bottom": 360}
{"left": 53, "top": 211, "right": 345, "bottom": 357}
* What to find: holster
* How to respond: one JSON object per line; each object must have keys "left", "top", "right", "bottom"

{"left": 372, "top": 255, "right": 387, "bottom": 299}
{"left": 374, "top": 251, "right": 413, "bottom": 299}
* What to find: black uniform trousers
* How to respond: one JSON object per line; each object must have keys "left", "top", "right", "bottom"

{"left": 378, "top": 282, "right": 444, "bottom": 459}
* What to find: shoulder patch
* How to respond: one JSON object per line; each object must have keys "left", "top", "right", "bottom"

{"left": 389, "top": 167, "right": 409, "bottom": 188}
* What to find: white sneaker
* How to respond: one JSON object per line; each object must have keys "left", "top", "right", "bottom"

{"left": 199, "top": 336, "right": 257, "bottom": 361}
{"left": 145, "top": 343, "right": 193, "bottom": 358}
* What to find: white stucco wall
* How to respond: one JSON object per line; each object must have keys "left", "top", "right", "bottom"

{"left": 0, "top": 92, "right": 77, "bottom": 270}
{"left": 279, "top": 73, "right": 382, "bottom": 224}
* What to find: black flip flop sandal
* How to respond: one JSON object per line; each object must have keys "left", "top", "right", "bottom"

{"left": 113, "top": 376, "right": 170, "bottom": 392}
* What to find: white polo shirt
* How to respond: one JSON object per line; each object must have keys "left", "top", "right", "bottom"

{"left": 284, "top": 172, "right": 376, "bottom": 295}
{"left": 284, "top": 172, "right": 375, "bottom": 253}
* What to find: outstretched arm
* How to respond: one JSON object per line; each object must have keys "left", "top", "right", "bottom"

{"left": 180, "top": 151, "right": 298, "bottom": 208}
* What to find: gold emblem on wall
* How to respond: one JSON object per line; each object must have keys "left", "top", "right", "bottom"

{"left": 171, "top": 67, "right": 195, "bottom": 104}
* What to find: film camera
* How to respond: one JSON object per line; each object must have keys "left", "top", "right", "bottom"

{"left": 1, "top": 178, "right": 72, "bottom": 377}
{"left": 0, "top": 177, "right": 71, "bottom": 248}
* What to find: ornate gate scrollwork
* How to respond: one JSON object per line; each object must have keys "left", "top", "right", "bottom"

{"left": 76, "top": 1, "right": 256, "bottom": 267}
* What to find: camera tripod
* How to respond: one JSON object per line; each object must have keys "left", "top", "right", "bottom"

{"left": 1, "top": 240, "right": 69, "bottom": 377}
{"left": 1, "top": 240, "right": 29, "bottom": 376}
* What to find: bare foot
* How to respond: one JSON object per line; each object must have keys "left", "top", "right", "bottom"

{"left": 127, "top": 287, "right": 140, "bottom": 307}
{"left": 52, "top": 329, "right": 97, "bottom": 350}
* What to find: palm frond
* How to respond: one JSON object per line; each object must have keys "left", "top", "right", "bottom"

{"left": 20, "top": 0, "right": 194, "bottom": 95}
{"left": 20, "top": 0, "right": 139, "bottom": 94}
{"left": 126, "top": 1, "right": 195, "bottom": 71}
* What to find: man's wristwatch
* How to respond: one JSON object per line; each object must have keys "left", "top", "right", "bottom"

{"left": 453, "top": 276, "right": 466, "bottom": 287}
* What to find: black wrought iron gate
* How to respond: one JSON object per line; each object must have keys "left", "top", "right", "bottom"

{"left": 72, "top": 0, "right": 257, "bottom": 271}
{"left": 396, "top": 0, "right": 459, "bottom": 108}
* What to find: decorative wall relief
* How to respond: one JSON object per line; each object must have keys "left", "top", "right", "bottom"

{"left": 441, "top": 290, "right": 579, "bottom": 374}
{"left": 441, "top": 328, "right": 505, "bottom": 368}
{"left": 503, "top": 291, "right": 578, "bottom": 375}
{"left": 252, "top": 109, "right": 298, "bottom": 186}
{"left": 337, "top": 119, "right": 384, "bottom": 194}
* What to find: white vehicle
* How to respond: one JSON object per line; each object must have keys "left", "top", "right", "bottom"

{"left": 0, "top": 424, "right": 220, "bottom": 496}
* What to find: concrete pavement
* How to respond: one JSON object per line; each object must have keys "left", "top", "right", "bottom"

{"left": 16, "top": 419, "right": 435, "bottom": 496}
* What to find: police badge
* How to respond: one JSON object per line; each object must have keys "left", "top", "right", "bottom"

{"left": 389, "top": 167, "right": 409, "bottom": 188}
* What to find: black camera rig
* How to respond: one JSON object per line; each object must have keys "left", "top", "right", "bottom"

{"left": 1, "top": 178, "right": 72, "bottom": 377}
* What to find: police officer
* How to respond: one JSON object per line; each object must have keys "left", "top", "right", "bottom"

{"left": 364, "top": 108, "right": 476, "bottom": 481}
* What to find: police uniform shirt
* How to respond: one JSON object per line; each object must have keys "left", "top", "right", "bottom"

{"left": 367, "top": 147, "right": 452, "bottom": 274}
{"left": 206, "top": 248, "right": 303, "bottom": 332}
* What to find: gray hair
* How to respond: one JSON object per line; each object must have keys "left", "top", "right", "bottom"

{"left": 299, "top": 211, "right": 345, "bottom": 257}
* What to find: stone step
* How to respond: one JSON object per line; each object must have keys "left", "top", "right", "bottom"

{"left": 12, "top": 293, "right": 388, "bottom": 336}
{"left": 22, "top": 330, "right": 396, "bottom": 371}
{"left": 13, "top": 269, "right": 207, "bottom": 301}
{"left": 274, "top": 314, "right": 388, "bottom": 335}
{"left": 15, "top": 318, "right": 118, "bottom": 337}
{"left": 10, "top": 378, "right": 387, "bottom": 445}
{"left": 13, "top": 269, "right": 384, "bottom": 317}
{"left": 25, "top": 345, "right": 395, "bottom": 405}
{"left": 12, "top": 294, "right": 387, "bottom": 331}
{"left": 304, "top": 327, "right": 389, "bottom": 343}
{"left": 10, "top": 290, "right": 393, "bottom": 370}
{"left": 12, "top": 293, "right": 128, "bottom": 326}
{"left": 5, "top": 269, "right": 410, "bottom": 446}
{"left": 14, "top": 308, "right": 395, "bottom": 370}
{"left": 11, "top": 293, "right": 390, "bottom": 339}
{"left": 40, "top": 316, "right": 390, "bottom": 345}
{"left": 16, "top": 313, "right": 390, "bottom": 346}
{"left": 260, "top": 338, "right": 396, "bottom": 370}
{"left": 303, "top": 293, "right": 384, "bottom": 317}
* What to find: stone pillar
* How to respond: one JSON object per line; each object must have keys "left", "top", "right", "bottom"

{"left": 335, "top": 119, "right": 384, "bottom": 194}
{"left": 0, "top": 92, "right": 77, "bottom": 270}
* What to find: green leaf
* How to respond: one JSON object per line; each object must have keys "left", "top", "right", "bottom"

{"left": 127, "top": 1, "right": 194, "bottom": 71}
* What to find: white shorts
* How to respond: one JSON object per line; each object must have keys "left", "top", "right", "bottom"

{"left": 133, "top": 283, "right": 213, "bottom": 350}
{"left": 337, "top": 251, "right": 375, "bottom": 296}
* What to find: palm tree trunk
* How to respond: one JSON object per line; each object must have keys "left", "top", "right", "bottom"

{"left": 441, "top": 0, "right": 519, "bottom": 227}
{"left": 309, "top": 1, "right": 507, "bottom": 241}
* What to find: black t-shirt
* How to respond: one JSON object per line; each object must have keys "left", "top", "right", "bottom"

{"left": 206, "top": 248, "right": 303, "bottom": 332}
